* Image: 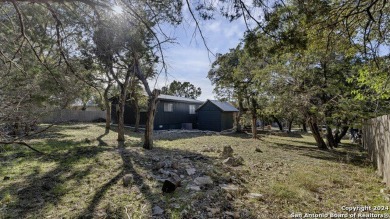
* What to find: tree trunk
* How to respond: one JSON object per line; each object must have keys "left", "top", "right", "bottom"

{"left": 116, "top": 73, "right": 132, "bottom": 145}
{"left": 325, "top": 126, "right": 336, "bottom": 148}
{"left": 251, "top": 116, "right": 257, "bottom": 139}
{"left": 133, "top": 55, "right": 160, "bottom": 149}
{"left": 103, "top": 84, "right": 112, "bottom": 130}
{"left": 235, "top": 113, "right": 241, "bottom": 132}
{"left": 117, "top": 87, "right": 127, "bottom": 144}
{"left": 105, "top": 103, "right": 111, "bottom": 130}
{"left": 236, "top": 95, "right": 244, "bottom": 132}
{"left": 287, "top": 119, "right": 293, "bottom": 132}
{"left": 250, "top": 97, "right": 257, "bottom": 139}
{"left": 272, "top": 115, "right": 283, "bottom": 131}
{"left": 335, "top": 126, "right": 349, "bottom": 145}
{"left": 143, "top": 90, "right": 160, "bottom": 149}
{"left": 302, "top": 121, "right": 307, "bottom": 132}
{"left": 134, "top": 98, "right": 140, "bottom": 132}
{"left": 308, "top": 117, "right": 327, "bottom": 149}
{"left": 108, "top": 62, "right": 132, "bottom": 146}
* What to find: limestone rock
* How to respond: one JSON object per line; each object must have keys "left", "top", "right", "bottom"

{"left": 220, "top": 184, "right": 241, "bottom": 196}
{"left": 194, "top": 176, "right": 213, "bottom": 186}
{"left": 186, "top": 168, "right": 196, "bottom": 176}
{"left": 246, "top": 193, "right": 264, "bottom": 200}
{"left": 123, "top": 174, "right": 134, "bottom": 187}
{"left": 152, "top": 205, "right": 164, "bottom": 215}
{"left": 222, "top": 156, "right": 244, "bottom": 167}
{"left": 221, "top": 146, "right": 234, "bottom": 158}
{"left": 186, "top": 184, "right": 201, "bottom": 191}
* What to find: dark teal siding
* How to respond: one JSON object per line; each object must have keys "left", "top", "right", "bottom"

{"left": 153, "top": 100, "right": 202, "bottom": 130}
{"left": 197, "top": 101, "right": 236, "bottom": 131}
{"left": 111, "top": 103, "right": 147, "bottom": 125}
{"left": 221, "top": 112, "right": 235, "bottom": 130}
{"left": 110, "top": 100, "right": 200, "bottom": 129}
{"left": 197, "top": 102, "right": 222, "bottom": 131}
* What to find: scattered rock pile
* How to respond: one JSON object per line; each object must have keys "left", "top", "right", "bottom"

{"left": 223, "top": 156, "right": 244, "bottom": 167}
{"left": 220, "top": 145, "right": 244, "bottom": 167}
{"left": 126, "top": 145, "right": 255, "bottom": 218}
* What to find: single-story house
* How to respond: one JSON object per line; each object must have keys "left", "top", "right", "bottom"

{"left": 110, "top": 94, "right": 239, "bottom": 131}
{"left": 153, "top": 95, "right": 203, "bottom": 130}
{"left": 196, "top": 100, "right": 239, "bottom": 132}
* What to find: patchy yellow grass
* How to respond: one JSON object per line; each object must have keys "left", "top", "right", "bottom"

{"left": 0, "top": 123, "right": 388, "bottom": 218}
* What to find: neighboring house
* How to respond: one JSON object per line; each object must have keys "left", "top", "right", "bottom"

{"left": 110, "top": 94, "right": 239, "bottom": 131}
{"left": 196, "top": 100, "right": 239, "bottom": 132}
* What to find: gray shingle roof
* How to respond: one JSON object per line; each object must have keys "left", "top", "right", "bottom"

{"left": 197, "top": 100, "right": 239, "bottom": 112}
{"left": 158, "top": 94, "right": 204, "bottom": 104}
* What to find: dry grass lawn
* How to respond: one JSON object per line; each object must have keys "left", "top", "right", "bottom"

{"left": 0, "top": 123, "right": 389, "bottom": 218}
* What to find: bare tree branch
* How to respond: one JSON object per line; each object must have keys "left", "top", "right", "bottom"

{"left": 185, "top": 0, "right": 215, "bottom": 59}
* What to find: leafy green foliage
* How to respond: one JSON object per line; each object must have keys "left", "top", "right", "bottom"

{"left": 161, "top": 80, "right": 202, "bottom": 99}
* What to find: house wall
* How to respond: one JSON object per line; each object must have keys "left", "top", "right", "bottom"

{"left": 153, "top": 100, "right": 201, "bottom": 130}
{"left": 221, "top": 112, "right": 235, "bottom": 131}
{"left": 197, "top": 102, "right": 222, "bottom": 132}
{"left": 111, "top": 103, "right": 147, "bottom": 126}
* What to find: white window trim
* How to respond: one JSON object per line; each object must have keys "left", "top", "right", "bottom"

{"left": 164, "top": 103, "right": 173, "bottom": 112}
{"left": 189, "top": 105, "right": 196, "bottom": 114}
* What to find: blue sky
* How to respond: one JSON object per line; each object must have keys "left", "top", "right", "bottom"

{"left": 150, "top": 7, "right": 251, "bottom": 101}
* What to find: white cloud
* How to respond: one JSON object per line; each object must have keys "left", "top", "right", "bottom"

{"left": 205, "top": 20, "right": 222, "bottom": 32}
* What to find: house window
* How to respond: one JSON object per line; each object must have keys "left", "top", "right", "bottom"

{"left": 164, "top": 103, "right": 173, "bottom": 112}
{"left": 189, "top": 105, "right": 196, "bottom": 114}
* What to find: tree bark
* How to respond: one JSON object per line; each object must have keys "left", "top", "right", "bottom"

{"left": 302, "top": 121, "right": 307, "bottom": 132}
{"left": 143, "top": 90, "right": 159, "bottom": 149}
{"left": 272, "top": 115, "right": 283, "bottom": 131}
{"left": 103, "top": 83, "right": 112, "bottom": 130}
{"left": 112, "top": 65, "right": 132, "bottom": 145}
{"left": 308, "top": 116, "right": 327, "bottom": 149}
{"left": 134, "top": 96, "right": 140, "bottom": 132}
{"left": 117, "top": 86, "right": 127, "bottom": 143}
{"left": 251, "top": 115, "right": 257, "bottom": 139}
{"left": 235, "top": 95, "right": 244, "bottom": 132}
{"left": 133, "top": 55, "right": 160, "bottom": 149}
{"left": 325, "top": 126, "right": 336, "bottom": 148}
{"left": 335, "top": 126, "right": 349, "bottom": 145}
{"left": 250, "top": 97, "right": 257, "bottom": 139}
{"left": 287, "top": 119, "right": 293, "bottom": 132}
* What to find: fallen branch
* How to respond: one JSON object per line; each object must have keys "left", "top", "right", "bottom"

{"left": 0, "top": 141, "right": 46, "bottom": 155}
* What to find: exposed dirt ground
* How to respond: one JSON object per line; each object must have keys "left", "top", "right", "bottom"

{"left": 0, "top": 123, "right": 389, "bottom": 218}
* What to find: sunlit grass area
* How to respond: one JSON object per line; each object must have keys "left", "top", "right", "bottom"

{"left": 0, "top": 123, "right": 388, "bottom": 218}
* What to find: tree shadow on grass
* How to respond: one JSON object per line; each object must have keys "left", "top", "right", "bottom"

{"left": 77, "top": 129, "right": 257, "bottom": 218}
{"left": 268, "top": 140, "right": 371, "bottom": 168}
{"left": 1, "top": 126, "right": 257, "bottom": 218}
{"left": 96, "top": 129, "right": 110, "bottom": 146}
{"left": 0, "top": 141, "right": 113, "bottom": 219}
